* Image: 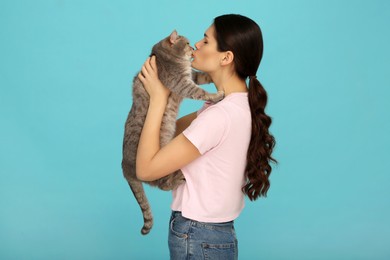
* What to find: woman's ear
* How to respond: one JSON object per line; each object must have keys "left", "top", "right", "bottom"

{"left": 221, "top": 51, "right": 234, "bottom": 66}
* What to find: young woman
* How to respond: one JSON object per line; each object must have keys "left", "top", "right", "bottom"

{"left": 137, "top": 14, "right": 277, "bottom": 259}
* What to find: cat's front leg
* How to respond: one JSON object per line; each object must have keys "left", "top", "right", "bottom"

{"left": 175, "top": 80, "right": 225, "bottom": 103}
{"left": 190, "top": 72, "right": 224, "bottom": 102}
{"left": 203, "top": 90, "right": 225, "bottom": 103}
{"left": 192, "top": 71, "right": 212, "bottom": 85}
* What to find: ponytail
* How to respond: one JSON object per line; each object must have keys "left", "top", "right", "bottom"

{"left": 213, "top": 14, "right": 277, "bottom": 200}
{"left": 243, "top": 76, "right": 277, "bottom": 200}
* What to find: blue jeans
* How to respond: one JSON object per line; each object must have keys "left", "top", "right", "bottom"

{"left": 168, "top": 211, "right": 238, "bottom": 260}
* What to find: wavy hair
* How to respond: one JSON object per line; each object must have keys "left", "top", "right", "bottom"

{"left": 214, "top": 14, "right": 277, "bottom": 200}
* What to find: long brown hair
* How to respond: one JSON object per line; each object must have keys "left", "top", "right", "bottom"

{"left": 214, "top": 14, "right": 277, "bottom": 200}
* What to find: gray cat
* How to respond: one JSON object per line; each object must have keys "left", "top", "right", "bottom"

{"left": 122, "top": 30, "right": 224, "bottom": 235}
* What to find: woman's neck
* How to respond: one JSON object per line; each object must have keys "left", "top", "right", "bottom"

{"left": 211, "top": 72, "right": 248, "bottom": 96}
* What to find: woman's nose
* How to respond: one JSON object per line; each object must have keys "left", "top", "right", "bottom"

{"left": 195, "top": 41, "right": 200, "bottom": 50}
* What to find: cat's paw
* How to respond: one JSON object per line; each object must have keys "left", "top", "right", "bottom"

{"left": 192, "top": 71, "right": 213, "bottom": 85}
{"left": 205, "top": 90, "right": 225, "bottom": 103}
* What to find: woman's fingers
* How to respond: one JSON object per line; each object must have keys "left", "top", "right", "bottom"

{"left": 141, "top": 57, "right": 156, "bottom": 77}
{"left": 137, "top": 72, "right": 145, "bottom": 82}
{"left": 141, "top": 64, "right": 148, "bottom": 78}
{"left": 138, "top": 56, "right": 158, "bottom": 84}
{"left": 150, "top": 55, "right": 158, "bottom": 72}
{"left": 143, "top": 57, "right": 153, "bottom": 74}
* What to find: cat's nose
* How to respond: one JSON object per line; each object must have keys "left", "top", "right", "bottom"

{"left": 190, "top": 46, "right": 194, "bottom": 51}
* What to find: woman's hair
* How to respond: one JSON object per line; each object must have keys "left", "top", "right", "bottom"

{"left": 214, "top": 14, "right": 277, "bottom": 200}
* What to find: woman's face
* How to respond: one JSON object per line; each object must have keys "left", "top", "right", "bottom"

{"left": 191, "top": 25, "right": 223, "bottom": 73}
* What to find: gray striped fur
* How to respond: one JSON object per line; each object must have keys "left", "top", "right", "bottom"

{"left": 122, "top": 31, "right": 224, "bottom": 235}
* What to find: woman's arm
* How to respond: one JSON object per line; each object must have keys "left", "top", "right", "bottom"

{"left": 136, "top": 56, "right": 201, "bottom": 181}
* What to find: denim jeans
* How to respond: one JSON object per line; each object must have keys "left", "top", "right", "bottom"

{"left": 168, "top": 211, "right": 238, "bottom": 260}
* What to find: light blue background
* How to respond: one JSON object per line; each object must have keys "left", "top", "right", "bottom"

{"left": 1, "top": 0, "right": 389, "bottom": 259}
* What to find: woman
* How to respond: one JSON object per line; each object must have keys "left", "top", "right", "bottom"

{"left": 137, "top": 14, "right": 277, "bottom": 259}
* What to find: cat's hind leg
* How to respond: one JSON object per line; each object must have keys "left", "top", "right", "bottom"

{"left": 155, "top": 170, "right": 185, "bottom": 191}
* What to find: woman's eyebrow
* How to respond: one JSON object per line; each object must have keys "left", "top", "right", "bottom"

{"left": 204, "top": 33, "right": 208, "bottom": 38}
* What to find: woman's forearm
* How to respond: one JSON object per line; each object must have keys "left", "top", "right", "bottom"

{"left": 136, "top": 97, "right": 167, "bottom": 179}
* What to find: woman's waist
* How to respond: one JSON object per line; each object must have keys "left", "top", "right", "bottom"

{"left": 171, "top": 211, "right": 235, "bottom": 232}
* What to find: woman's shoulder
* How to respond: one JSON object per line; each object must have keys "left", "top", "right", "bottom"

{"left": 198, "top": 101, "right": 230, "bottom": 122}
{"left": 196, "top": 92, "right": 249, "bottom": 124}
{"left": 215, "top": 92, "right": 250, "bottom": 114}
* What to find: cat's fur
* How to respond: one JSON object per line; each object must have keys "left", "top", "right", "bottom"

{"left": 122, "top": 31, "right": 224, "bottom": 235}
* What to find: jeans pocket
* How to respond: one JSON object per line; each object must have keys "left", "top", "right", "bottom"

{"left": 201, "top": 242, "right": 236, "bottom": 260}
{"left": 170, "top": 216, "right": 188, "bottom": 239}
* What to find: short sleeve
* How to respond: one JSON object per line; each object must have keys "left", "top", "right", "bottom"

{"left": 183, "top": 106, "right": 230, "bottom": 155}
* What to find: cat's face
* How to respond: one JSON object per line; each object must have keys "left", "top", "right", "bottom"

{"left": 161, "top": 30, "right": 194, "bottom": 60}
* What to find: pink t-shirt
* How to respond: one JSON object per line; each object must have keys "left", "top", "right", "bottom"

{"left": 171, "top": 92, "right": 251, "bottom": 223}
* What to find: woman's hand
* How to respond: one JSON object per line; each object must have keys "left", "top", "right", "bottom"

{"left": 138, "top": 56, "right": 170, "bottom": 103}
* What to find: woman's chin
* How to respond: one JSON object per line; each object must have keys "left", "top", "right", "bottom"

{"left": 191, "top": 61, "right": 199, "bottom": 70}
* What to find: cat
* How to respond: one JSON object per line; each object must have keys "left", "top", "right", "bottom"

{"left": 122, "top": 30, "right": 224, "bottom": 235}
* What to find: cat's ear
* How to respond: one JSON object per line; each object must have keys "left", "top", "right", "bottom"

{"left": 169, "top": 30, "right": 178, "bottom": 45}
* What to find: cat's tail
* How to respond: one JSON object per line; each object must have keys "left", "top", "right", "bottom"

{"left": 127, "top": 179, "right": 153, "bottom": 235}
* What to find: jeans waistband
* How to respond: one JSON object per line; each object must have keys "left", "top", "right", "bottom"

{"left": 171, "top": 211, "right": 234, "bottom": 233}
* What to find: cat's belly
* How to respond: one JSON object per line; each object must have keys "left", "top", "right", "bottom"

{"left": 160, "top": 103, "right": 180, "bottom": 147}
{"left": 123, "top": 97, "right": 181, "bottom": 162}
